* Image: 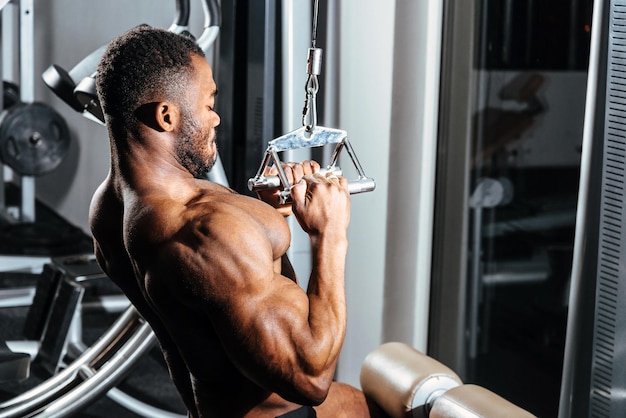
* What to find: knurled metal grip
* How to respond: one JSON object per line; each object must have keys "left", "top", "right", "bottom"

{"left": 248, "top": 125, "right": 376, "bottom": 204}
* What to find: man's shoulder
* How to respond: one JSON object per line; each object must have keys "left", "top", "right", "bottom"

{"left": 151, "top": 199, "right": 275, "bottom": 286}
{"left": 121, "top": 186, "right": 281, "bottom": 260}
{"left": 89, "top": 180, "right": 121, "bottom": 235}
{"left": 188, "top": 189, "right": 284, "bottom": 228}
{"left": 154, "top": 195, "right": 267, "bottom": 247}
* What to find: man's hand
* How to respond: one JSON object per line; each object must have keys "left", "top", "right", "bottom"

{"left": 290, "top": 172, "right": 351, "bottom": 238}
{"left": 256, "top": 160, "right": 321, "bottom": 216}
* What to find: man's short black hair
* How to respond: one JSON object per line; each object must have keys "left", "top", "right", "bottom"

{"left": 96, "top": 25, "right": 205, "bottom": 127}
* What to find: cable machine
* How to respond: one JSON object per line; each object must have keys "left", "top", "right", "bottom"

{"left": 247, "top": 0, "right": 375, "bottom": 202}
{"left": 0, "top": 1, "right": 374, "bottom": 416}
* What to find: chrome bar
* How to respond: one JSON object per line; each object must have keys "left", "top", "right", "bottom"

{"left": 18, "top": 0, "right": 34, "bottom": 222}
{"left": 0, "top": 307, "right": 154, "bottom": 417}
{"left": 197, "top": 0, "right": 220, "bottom": 52}
{"left": 36, "top": 321, "right": 155, "bottom": 418}
{"left": 249, "top": 167, "right": 342, "bottom": 191}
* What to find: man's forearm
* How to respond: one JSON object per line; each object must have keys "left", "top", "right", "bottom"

{"left": 306, "top": 233, "right": 349, "bottom": 371}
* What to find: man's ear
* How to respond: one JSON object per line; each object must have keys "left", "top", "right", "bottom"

{"left": 135, "top": 101, "right": 180, "bottom": 133}
{"left": 155, "top": 101, "right": 180, "bottom": 132}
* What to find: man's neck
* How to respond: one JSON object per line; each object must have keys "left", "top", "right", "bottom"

{"left": 109, "top": 131, "right": 199, "bottom": 202}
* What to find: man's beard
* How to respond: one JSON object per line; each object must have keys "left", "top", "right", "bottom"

{"left": 176, "top": 113, "right": 217, "bottom": 179}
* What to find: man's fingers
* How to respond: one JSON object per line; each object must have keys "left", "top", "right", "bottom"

{"left": 263, "top": 161, "right": 322, "bottom": 185}
{"left": 289, "top": 163, "right": 304, "bottom": 182}
{"left": 290, "top": 177, "right": 308, "bottom": 204}
{"left": 325, "top": 172, "right": 339, "bottom": 181}
{"left": 323, "top": 171, "right": 349, "bottom": 192}
{"left": 303, "top": 160, "right": 320, "bottom": 176}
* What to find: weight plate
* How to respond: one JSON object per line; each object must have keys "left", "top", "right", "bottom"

{"left": 0, "top": 102, "right": 71, "bottom": 176}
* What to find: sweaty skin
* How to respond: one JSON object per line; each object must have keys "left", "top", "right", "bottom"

{"left": 90, "top": 55, "right": 376, "bottom": 417}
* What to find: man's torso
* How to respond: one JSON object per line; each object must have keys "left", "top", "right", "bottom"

{"left": 89, "top": 177, "right": 304, "bottom": 417}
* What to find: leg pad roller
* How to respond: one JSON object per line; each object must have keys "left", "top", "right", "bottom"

{"left": 360, "top": 342, "right": 462, "bottom": 418}
{"left": 360, "top": 343, "right": 536, "bottom": 418}
{"left": 430, "top": 384, "right": 535, "bottom": 418}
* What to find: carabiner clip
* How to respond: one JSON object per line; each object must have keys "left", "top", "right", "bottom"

{"left": 302, "top": 75, "right": 319, "bottom": 132}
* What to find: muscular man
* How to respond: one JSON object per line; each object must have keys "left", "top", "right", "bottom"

{"left": 90, "top": 26, "right": 376, "bottom": 417}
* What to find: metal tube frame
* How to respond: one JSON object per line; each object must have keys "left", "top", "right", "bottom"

{"left": 18, "top": 0, "right": 34, "bottom": 222}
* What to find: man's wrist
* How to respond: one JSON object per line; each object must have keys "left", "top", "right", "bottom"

{"left": 310, "top": 231, "right": 348, "bottom": 250}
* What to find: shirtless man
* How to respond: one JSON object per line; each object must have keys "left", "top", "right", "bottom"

{"left": 89, "top": 26, "right": 377, "bottom": 417}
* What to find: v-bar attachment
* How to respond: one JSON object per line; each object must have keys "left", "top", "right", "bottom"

{"left": 248, "top": 125, "right": 376, "bottom": 204}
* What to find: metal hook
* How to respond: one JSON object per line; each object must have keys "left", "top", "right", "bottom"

{"left": 302, "top": 74, "right": 319, "bottom": 132}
